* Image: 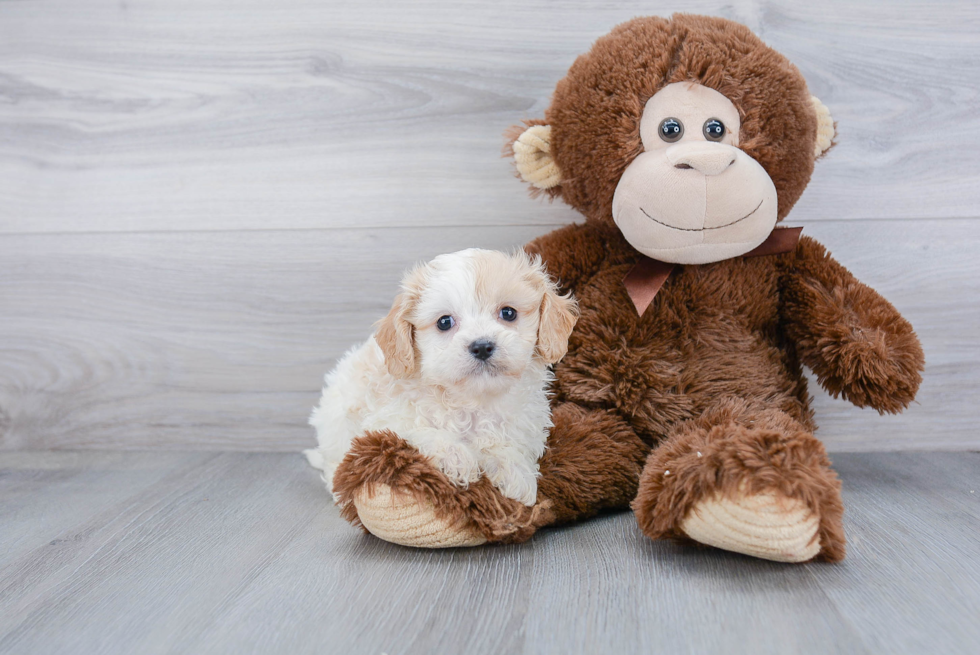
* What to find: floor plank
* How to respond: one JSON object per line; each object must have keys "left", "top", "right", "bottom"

{"left": 0, "top": 452, "right": 321, "bottom": 655}
{"left": 0, "top": 451, "right": 202, "bottom": 564}
{"left": 812, "top": 453, "right": 980, "bottom": 653}
{"left": 0, "top": 451, "right": 977, "bottom": 654}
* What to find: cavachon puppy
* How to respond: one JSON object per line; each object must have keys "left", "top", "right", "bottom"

{"left": 306, "top": 249, "right": 578, "bottom": 507}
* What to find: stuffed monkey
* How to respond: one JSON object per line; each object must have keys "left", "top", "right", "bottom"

{"left": 332, "top": 14, "right": 924, "bottom": 562}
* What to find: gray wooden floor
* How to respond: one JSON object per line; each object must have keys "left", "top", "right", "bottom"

{"left": 1, "top": 450, "right": 977, "bottom": 655}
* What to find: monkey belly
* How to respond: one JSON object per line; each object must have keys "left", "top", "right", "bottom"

{"left": 552, "top": 260, "right": 814, "bottom": 442}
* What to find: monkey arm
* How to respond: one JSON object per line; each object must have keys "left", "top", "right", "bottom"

{"left": 524, "top": 222, "right": 609, "bottom": 295}
{"left": 780, "top": 236, "right": 924, "bottom": 414}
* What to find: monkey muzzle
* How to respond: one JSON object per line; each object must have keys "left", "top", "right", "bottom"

{"left": 612, "top": 140, "right": 778, "bottom": 265}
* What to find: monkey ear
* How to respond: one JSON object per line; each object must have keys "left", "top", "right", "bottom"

{"left": 375, "top": 287, "right": 418, "bottom": 379}
{"left": 510, "top": 124, "right": 563, "bottom": 190}
{"left": 811, "top": 96, "right": 836, "bottom": 159}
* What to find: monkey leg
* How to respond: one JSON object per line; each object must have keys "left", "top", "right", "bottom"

{"left": 534, "top": 402, "right": 651, "bottom": 524}
{"left": 331, "top": 430, "right": 543, "bottom": 547}
{"left": 632, "top": 398, "right": 845, "bottom": 562}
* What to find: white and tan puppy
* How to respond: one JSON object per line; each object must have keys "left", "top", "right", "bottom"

{"left": 305, "top": 248, "right": 578, "bottom": 506}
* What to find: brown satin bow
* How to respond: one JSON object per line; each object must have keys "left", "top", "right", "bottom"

{"left": 623, "top": 226, "right": 803, "bottom": 315}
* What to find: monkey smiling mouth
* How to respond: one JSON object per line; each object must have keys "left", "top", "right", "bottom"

{"left": 640, "top": 199, "right": 764, "bottom": 232}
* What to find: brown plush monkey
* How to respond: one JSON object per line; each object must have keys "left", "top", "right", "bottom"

{"left": 333, "top": 14, "right": 924, "bottom": 562}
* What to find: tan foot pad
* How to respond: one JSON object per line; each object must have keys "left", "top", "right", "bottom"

{"left": 353, "top": 484, "right": 487, "bottom": 548}
{"left": 680, "top": 490, "right": 820, "bottom": 563}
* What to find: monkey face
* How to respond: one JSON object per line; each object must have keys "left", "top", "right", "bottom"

{"left": 611, "top": 82, "right": 778, "bottom": 264}
{"left": 508, "top": 16, "right": 837, "bottom": 252}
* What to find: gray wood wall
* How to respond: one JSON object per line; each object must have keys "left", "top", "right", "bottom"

{"left": 1, "top": 0, "right": 977, "bottom": 451}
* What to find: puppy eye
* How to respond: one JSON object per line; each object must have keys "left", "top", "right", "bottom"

{"left": 436, "top": 315, "right": 455, "bottom": 331}
{"left": 659, "top": 117, "right": 684, "bottom": 143}
{"left": 499, "top": 307, "right": 517, "bottom": 322}
{"left": 703, "top": 118, "right": 726, "bottom": 141}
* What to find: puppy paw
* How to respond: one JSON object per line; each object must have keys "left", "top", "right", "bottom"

{"left": 483, "top": 458, "right": 539, "bottom": 506}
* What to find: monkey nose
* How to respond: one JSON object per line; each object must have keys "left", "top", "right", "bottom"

{"left": 667, "top": 142, "right": 736, "bottom": 176}
{"left": 468, "top": 339, "right": 495, "bottom": 361}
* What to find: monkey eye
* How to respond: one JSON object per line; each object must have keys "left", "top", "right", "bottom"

{"left": 703, "top": 118, "right": 726, "bottom": 141}
{"left": 658, "top": 117, "right": 684, "bottom": 143}
{"left": 436, "top": 315, "right": 455, "bottom": 331}
{"left": 499, "top": 306, "right": 517, "bottom": 322}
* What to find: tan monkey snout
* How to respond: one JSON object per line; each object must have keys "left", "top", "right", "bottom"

{"left": 667, "top": 142, "right": 737, "bottom": 176}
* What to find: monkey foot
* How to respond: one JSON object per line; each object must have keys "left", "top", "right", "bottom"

{"left": 332, "top": 430, "right": 543, "bottom": 548}
{"left": 680, "top": 487, "right": 821, "bottom": 563}
{"left": 353, "top": 484, "right": 486, "bottom": 548}
{"left": 632, "top": 400, "right": 846, "bottom": 562}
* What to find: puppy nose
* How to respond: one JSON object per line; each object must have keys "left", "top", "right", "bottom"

{"left": 667, "top": 142, "right": 736, "bottom": 176}
{"left": 468, "top": 339, "right": 495, "bottom": 361}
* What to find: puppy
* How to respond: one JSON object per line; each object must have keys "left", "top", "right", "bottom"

{"left": 305, "top": 248, "right": 578, "bottom": 506}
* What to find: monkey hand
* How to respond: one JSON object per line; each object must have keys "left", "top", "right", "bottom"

{"left": 782, "top": 238, "right": 925, "bottom": 414}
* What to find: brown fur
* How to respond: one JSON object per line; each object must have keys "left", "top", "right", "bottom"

{"left": 345, "top": 15, "right": 923, "bottom": 562}
{"left": 782, "top": 238, "right": 924, "bottom": 413}
{"left": 535, "top": 402, "right": 651, "bottom": 523}
{"left": 520, "top": 219, "right": 921, "bottom": 560}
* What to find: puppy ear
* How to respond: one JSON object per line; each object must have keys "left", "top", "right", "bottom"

{"left": 375, "top": 269, "right": 424, "bottom": 378}
{"left": 375, "top": 292, "right": 416, "bottom": 378}
{"left": 535, "top": 273, "right": 579, "bottom": 365}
